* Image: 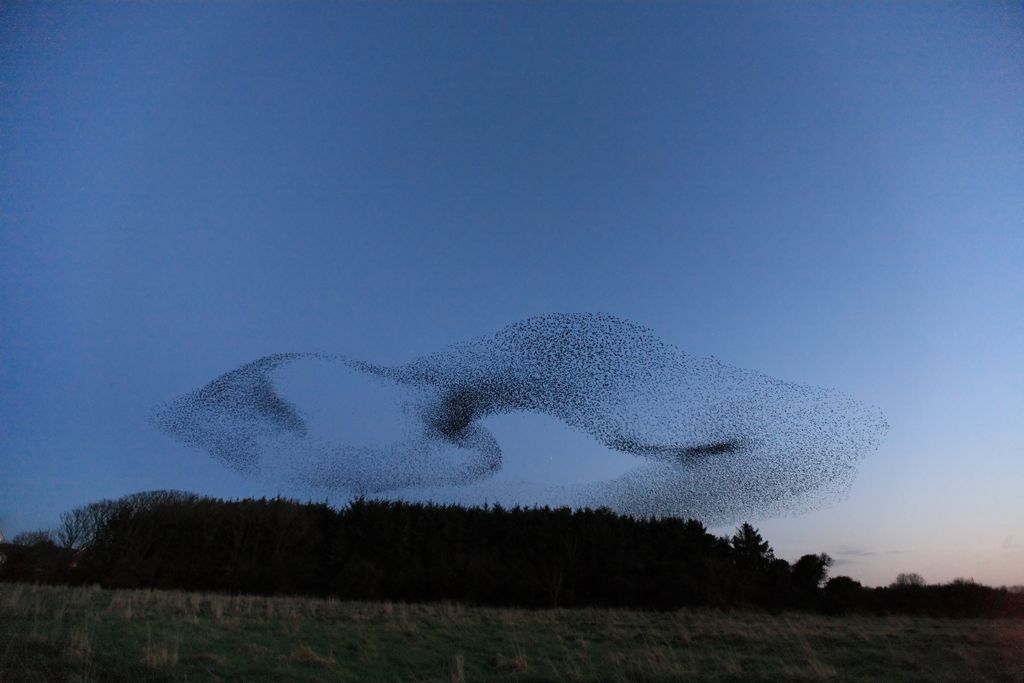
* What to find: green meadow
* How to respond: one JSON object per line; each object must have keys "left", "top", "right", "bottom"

{"left": 1, "top": 583, "right": 1021, "bottom": 682}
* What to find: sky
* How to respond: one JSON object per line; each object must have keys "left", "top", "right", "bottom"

{"left": 1, "top": 2, "right": 1021, "bottom": 587}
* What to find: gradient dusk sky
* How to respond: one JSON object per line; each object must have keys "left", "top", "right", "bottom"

{"left": 1, "top": 2, "right": 1021, "bottom": 586}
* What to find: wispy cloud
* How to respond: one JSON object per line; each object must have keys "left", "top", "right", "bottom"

{"left": 1000, "top": 536, "right": 1024, "bottom": 557}
{"left": 834, "top": 547, "right": 901, "bottom": 558}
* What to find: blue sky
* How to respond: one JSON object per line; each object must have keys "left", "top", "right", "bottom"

{"left": 1, "top": 2, "right": 1021, "bottom": 586}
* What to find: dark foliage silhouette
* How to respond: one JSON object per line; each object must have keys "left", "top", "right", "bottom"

{"left": 2, "top": 492, "right": 1020, "bottom": 618}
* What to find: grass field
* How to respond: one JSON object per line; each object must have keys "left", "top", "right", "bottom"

{"left": 0, "top": 583, "right": 1021, "bottom": 682}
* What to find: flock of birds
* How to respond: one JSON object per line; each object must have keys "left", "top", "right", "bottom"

{"left": 153, "top": 313, "right": 887, "bottom": 523}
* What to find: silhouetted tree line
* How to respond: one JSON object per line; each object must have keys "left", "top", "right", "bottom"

{"left": 2, "top": 491, "right": 1021, "bottom": 617}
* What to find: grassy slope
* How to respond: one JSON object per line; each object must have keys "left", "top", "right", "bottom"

{"left": 0, "top": 583, "right": 1021, "bottom": 682}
